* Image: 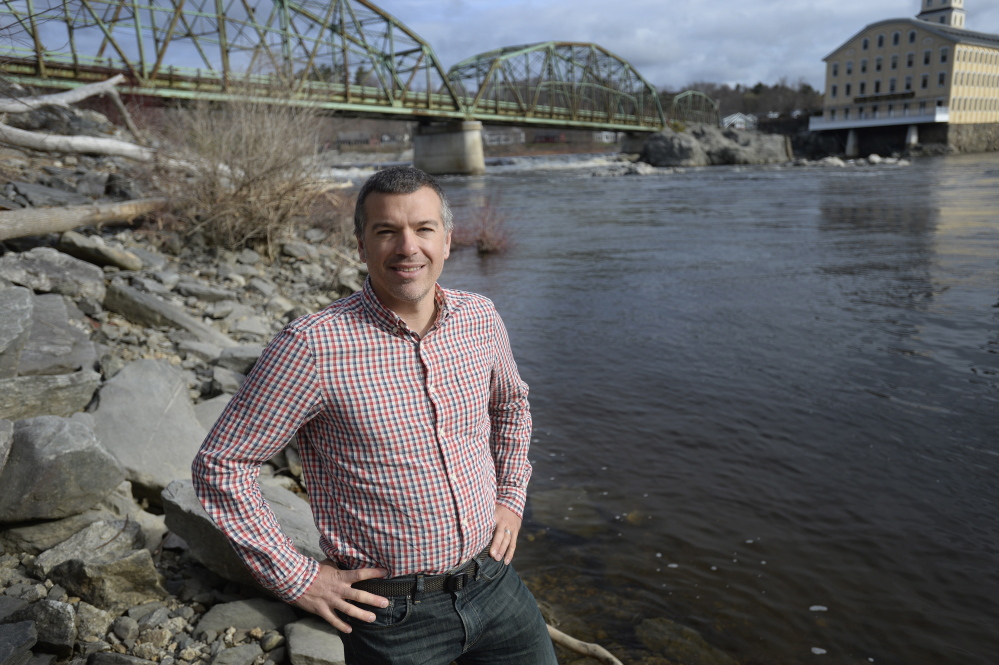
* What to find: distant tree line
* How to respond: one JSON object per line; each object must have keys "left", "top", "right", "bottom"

{"left": 661, "top": 78, "right": 823, "bottom": 119}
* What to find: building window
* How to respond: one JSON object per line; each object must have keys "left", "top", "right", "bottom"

{"left": 860, "top": 81, "right": 867, "bottom": 94}
{"left": 926, "top": 0, "right": 932, "bottom": 5}
{"left": 872, "top": 105, "right": 879, "bottom": 118}
{"left": 844, "top": 108, "right": 850, "bottom": 119}
{"left": 892, "top": 32, "right": 900, "bottom": 46}
{"left": 832, "top": 63, "right": 839, "bottom": 76}
{"left": 905, "top": 75, "right": 913, "bottom": 91}
{"left": 888, "top": 103, "right": 895, "bottom": 116}
{"left": 940, "top": 47, "right": 949, "bottom": 64}
{"left": 861, "top": 59, "right": 868, "bottom": 73}
{"left": 863, "top": 38, "right": 870, "bottom": 50}
{"left": 890, "top": 78, "right": 897, "bottom": 92}
{"left": 830, "top": 109, "right": 836, "bottom": 120}
{"left": 924, "top": 50, "right": 931, "bottom": 65}
{"left": 909, "top": 30, "right": 917, "bottom": 44}
{"left": 876, "top": 57, "right": 883, "bottom": 72}
{"left": 877, "top": 34, "right": 885, "bottom": 48}
{"left": 874, "top": 80, "right": 881, "bottom": 93}
{"left": 846, "top": 61, "right": 853, "bottom": 75}
{"left": 845, "top": 83, "right": 852, "bottom": 96}
{"left": 891, "top": 55, "right": 898, "bottom": 70}
{"left": 831, "top": 84, "right": 838, "bottom": 98}
{"left": 920, "top": 100, "right": 927, "bottom": 113}
{"left": 907, "top": 52, "right": 914, "bottom": 67}
{"left": 939, "top": 71, "right": 946, "bottom": 86}
{"left": 858, "top": 106, "right": 865, "bottom": 118}
{"left": 940, "top": 16, "right": 945, "bottom": 24}
{"left": 903, "top": 102, "right": 910, "bottom": 115}
{"left": 921, "top": 74, "right": 929, "bottom": 89}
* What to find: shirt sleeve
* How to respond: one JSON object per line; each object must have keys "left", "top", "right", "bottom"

{"left": 191, "top": 328, "right": 323, "bottom": 602}
{"left": 487, "top": 306, "right": 533, "bottom": 518}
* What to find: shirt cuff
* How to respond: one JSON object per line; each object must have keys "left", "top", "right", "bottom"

{"left": 495, "top": 486, "right": 527, "bottom": 519}
{"left": 271, "top": 556, "right": 321, "bottom": 603}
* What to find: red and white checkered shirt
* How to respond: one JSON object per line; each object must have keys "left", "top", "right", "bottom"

{"left": 192, "top": 278, "right": 532, "bottom": 601}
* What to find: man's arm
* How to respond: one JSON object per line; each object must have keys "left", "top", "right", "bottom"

{"left": 192, "top": 328, "right": 388, "bottom": 629}
{"left": 486, "top": 307, "right": 532, "bottom": 563}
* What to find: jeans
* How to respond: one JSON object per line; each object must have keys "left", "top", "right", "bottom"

{"left": 338, "top": 555, "right": 558, "bottom": 665}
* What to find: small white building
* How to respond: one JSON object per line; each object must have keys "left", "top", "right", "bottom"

{"left": 482, "top": 127, "right": 526, "bottom": 146}
{"left": 722, "top": 113, "right": 758, "bottom": 130}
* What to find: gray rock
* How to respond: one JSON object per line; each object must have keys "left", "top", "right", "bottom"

{"left": 57, "top": 233, "right": 143, "bottom": 272}
{"left": 4, "top": 601, "right": 76, "bottom": 658}
{"left": 264, "top": 297, "right": 297, "bottom": 318}
{"left": 230, "top": 317, "right": 269, "bottom": 338}
{"left": 247, "top": 278, "right": 277, "bottom": 298}
{"left": 0, "top": 414, "right": 125, "bottom": 523}
{"left": 129, "top": 277, "right": 171, "bottom": 296}
{"left": 91, "top": 360, "right": 208, "bottom": 503}
{"left": 136, "top": 608, "right": 169, "bottom": 630}
{"left": 690, "top": 124, "right": 791, "bottom": 166}
{"left": 195, "top": 600, "right": 296, "bottom": 641}
{"left": 212, "top": 644, "right": 262, "bottom": 665}
{"left": 75, "top": 172, "right": 109, "bottom": 199}
{"left": 34, "top": 519, "right": 145, "bottom": 580}
{"left": 0, "top": 371, "right": 101, "bottom": 421}
{"left": 0, "top": 621, "right": 36, "bottom": 665}
{"left": 177, "top": 341, "right": 222, "bottom": 364}
{"left": 193, "top": 395, "right": 232, "bottom": 432}
{"left": 0, "top": 421, "right": 11, "bottom": 480}
{"left": 74, "top": 603, "right": 113, "bottom": 641}
{"left": 10, "top": 181, "right": 90, "bottom": 207}
{"left": 211, "top": 367, "right": 245, "bottom": 395}
{"left": 0, "top": 249, "right": 106, "bottom": 302}
{"left": 639, "top": 128, "right": 709, "bottom": 167}
{"left": 280, "top": 242, "right": 315, "bottom": 262}
{"left": 48, "top": 547, "right": 167, "bottom": 614}
{"left": 214, "top": 346, "right": 263, "bottom": 375}
{"left": 87, "top": 653, "right": 157, "bottom": 665}
{"left": 162, "top": 480, "right": 322, "bottom": 590}
{"left": 0, "top": 599, "right": 27, "bottom": 624}
{"left": 174, "top": 281, "right": 238, "bottom": 303}
{"left": 0, "top": 288, "right": 33, "bottom": 379}
{"left": 126, "top": 249, "right": 166, "bottom": 272}
{"left": 285, "top": 617, "right": 345, "bottom": 665}
{"left": 635, "top": 617, "right": 737, "bottom": 665}
{"left": 235, "top": 250, "right": 260, "bottom": 265}
{"left": 259, "top": 632, "right": 283, "bottom": 652}
{"left": 17, "top": 294, "right": 97, "bottom": 377}
{"left": 151, "top": 271, "right": 179, "bottom": 290}
{"left": 103, "top": 281, "right": 236, "bottom": 349}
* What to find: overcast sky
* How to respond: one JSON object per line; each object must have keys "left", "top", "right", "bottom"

{"left": 382, "top": 0, "right": 999, "bottom": 91}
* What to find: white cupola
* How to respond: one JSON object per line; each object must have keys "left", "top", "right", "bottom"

{"left": 917, "top": 0, "right": 967, "bottom": 28}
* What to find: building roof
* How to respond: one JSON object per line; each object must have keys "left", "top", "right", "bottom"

{"left": 823, "top": 17, "right": 999, "bottom": 60}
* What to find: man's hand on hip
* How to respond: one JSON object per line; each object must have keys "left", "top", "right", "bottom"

{"left": 490, "top": 504, "right": 522, "bottom": 564}
{"left": 292, "top": 561, "right": 389, "bottom": 633}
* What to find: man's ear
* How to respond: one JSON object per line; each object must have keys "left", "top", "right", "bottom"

{"left": 443, "top": 229, "right": 452, "bottom": 260}
{"left": 356, "top": 234, "right": 366, "bottom": 263}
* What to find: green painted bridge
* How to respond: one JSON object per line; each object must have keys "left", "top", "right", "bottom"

{"left": 0, "top": 0, "right": 672, "bottom": 133}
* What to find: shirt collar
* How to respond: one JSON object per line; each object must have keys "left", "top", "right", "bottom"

{"left": 360, "top": 276, "right": 452, "bottom": 338}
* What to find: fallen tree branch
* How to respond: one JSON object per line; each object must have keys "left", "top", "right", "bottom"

{"left": 0, "top": 74, "right": 126, "bottom": 113}
{"left": 0, "top": 198, "right": 168, "bottom": 241}
{"left": 0, "top": 121, "right": 154, "bottom": 161}
{"left": 547, "top": 624, "right": 624, "bottom": 665}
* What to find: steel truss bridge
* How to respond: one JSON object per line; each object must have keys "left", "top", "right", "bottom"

{"left": 0, "top": 0, "right": 669, "bottom": 133}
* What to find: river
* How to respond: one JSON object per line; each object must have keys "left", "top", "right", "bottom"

{"left": 400, "top": 152, "right": 999, "bottom": 665}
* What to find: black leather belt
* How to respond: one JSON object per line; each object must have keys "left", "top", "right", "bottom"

{"left": 353, "top": 550, "right": 490, "bottom": 597}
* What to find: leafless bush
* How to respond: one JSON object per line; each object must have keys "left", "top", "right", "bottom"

{"left": 151, "top": 94, "right": 329, "bottom": 253}
{"left": 451, "top": 192, "right": 510, "bottom": 255}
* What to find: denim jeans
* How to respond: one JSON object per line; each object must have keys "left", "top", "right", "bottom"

{"left": 338, "top": 555, "right": 558, "bottom": 665}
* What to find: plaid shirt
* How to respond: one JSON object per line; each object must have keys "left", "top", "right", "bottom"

{"left": 192, "top": 278, "right": 532, "bottom": 602}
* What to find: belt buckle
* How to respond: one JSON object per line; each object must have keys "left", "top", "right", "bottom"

{"left": 444, "top": 572, "right": 468, "bottom": 591}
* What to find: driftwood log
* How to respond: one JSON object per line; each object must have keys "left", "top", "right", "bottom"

{"left": 0, "top": 198, "right": 167, "bottom": 242}
{"left": 547, "top": 624, "right": 624, "bottom": 665}
{"left": 0, "top": 75, "right": 126, "bottom": 113}
{"left": 0, "top": 122, "right": 153, "bottom": 161}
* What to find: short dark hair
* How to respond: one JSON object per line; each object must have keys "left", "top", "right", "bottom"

{"left": 353, "top": 166, "right": 453, "bottom": 237}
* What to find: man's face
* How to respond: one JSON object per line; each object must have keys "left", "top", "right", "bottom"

{"left": 357, "top": 187, "right": 452, "bottom": 315}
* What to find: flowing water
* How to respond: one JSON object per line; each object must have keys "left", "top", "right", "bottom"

{"left": 397, "top": 152, "right": 999, "bottom": 665}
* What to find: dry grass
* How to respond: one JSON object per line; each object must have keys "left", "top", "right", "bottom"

{"left": 150, "top": 94, "right": 328, "bottom": 254}
{"left": 451, "top": 192, "right": 510, "bottom": 255}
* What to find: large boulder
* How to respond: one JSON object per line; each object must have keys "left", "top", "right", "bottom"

{"left": 103, "top": 281, "right": 237, "bottom": 349}
{"left": 0, "top": 414, "right": 124, "bottom": 523}
{"left": 17, "top": 294, "right": 96, "bottom": 377}
{"left": 91, "top": 360, "right": 208, "bottom": 503}
{"left": 0, "top": 621, "right": 36, "bottom": 665}
{"left": 0, "top": 288, "right": 33, "bottom": 379}
{"left": 0, "top": 248, "right": 106, "bottom": 302}
{"left": 162, "top": 480, "right": 323, "bottom": 590}
{"left": 285, "top": 617, "right": 345, "bottom": 665}
{"left": 0, "top": 370, "right": 101, "bottom": 422}
{"left": 193, "top": 599, "right": 296, "bottom": 640}
{"left": 690, "top": 124, "right": 791, "bottom": 165}
{"left": 639, "top": 128, "right": 709, "bottom": 167}
{"left": 2, "top": 602, "right": 76, "bottom": 659}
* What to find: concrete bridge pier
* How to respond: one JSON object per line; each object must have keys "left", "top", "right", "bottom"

{"left": 845, "top": 129, "right": 859, "bottom": 158}
{"left": 413, "top": 121, "right": 485, "bottom": 175}
{"left": 906, "top": 124, "right": 919, "bottom": 147}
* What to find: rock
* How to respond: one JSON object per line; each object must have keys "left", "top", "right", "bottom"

{"left": 0, "top": 371, "right": 101, "bottom": 421}
{"left": 259, "top": 632, "right": 283, "bottom": 652}
{"left": 17, "top": 294, "right": 97, "bottom": 377}
{"left": 193, "top": 395, "right": 232, "bottom": 432}
{"left": 0, "top": 621, "right": 36, "bottom": 665}
{"left": 235, "top": 250, "right": 260, "bottom": 265}
{"left": 247, "top": 279, "right": 277, "bottom": 298}
{"left": 285, "top": 617, "right": 345, "bottom": 665}
{"left": 635, "top": 618, "right": 737, "bottom": 665}
{"left": 91, "top": 360, "right": 208, "bottom": 503}
{"left": 0, "top": 414, "right": 125, "bottom": 523}
{"left": 214, "top": 346, "right": 263, "bottom": 375}
{"left": 34, "top": 519, "right": 144, "bottom": 579}
{"left": 0, "top": 600, "right": 27, "bottom": 624}
{"left": 280, "top": 242, "right": 315, "bottom": 261}
{"left": 162, "top": 480, "right": 323, "bottom": 589}
{"left": 48, "top": 547, "right": 167, "bottom": 614}
{"left": 868, "top": 153, "right": 883, "bottom": 164}
{"left": 10, "top": 181, "right": 90, "bottom": 207}
{"left": 639, "top": 128, "right": 709, "bottom": 167}
{"left": 103, "top": 281, "right": 237, "bottom": 349}
{"left": 818, "top": 156, "right": 846, "bottom": 167}
{"left": 0, "top": 249, "right": 106, "bottom": 302}
{"left": 75, "top": 173, "right": 109, "bottom": 199}
{"left": 126, "top": 249, "right": 166, "bottom": 272}
{"left": 0, "top": 288, "right": 33, "bottom": 379}
{"left": 194, "top": 600, "right": 296, "bottom": 640}
{"left": 88, "top": 653, "right": 157, "bottom": 665}
{"left": 174, "top": 281, "right": 237, "bottom": 303}
{"left": 75, "top": 603, "right": 113, "bottom": 641}
{"left": 177, "top": 341, "right": 222, "bottom": 364}
{"left": 690, "top": 125, "right": 791, "bottom": 166}
{"left": 57, "top": 233, "right": 143, "bottom": 272}
{"left": 230, "top": 317, "right": 269, "bottom": 338}
{"left": 212, "top": 644, "right": 262, "bottom": 665}
{"left": 0, "top": 421, "right": 11, "bottom": 477}
{"left": 4, "top": 601, "right": 76, "bottom": 659}
{"left": 104, "top": 174, "right": 139, "bottom": 201}
{"left": 264, "top": 297, "right": 297, "bottom": 318}
{"left": 211, "top": 367, "right": 244, "bottom": 395}
{"left": 110, "top": 616, "right": 138, "bottom": 642}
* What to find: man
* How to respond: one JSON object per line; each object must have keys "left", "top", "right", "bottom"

{"left": 192, "top": 166, "right": 557, "bottom": 665}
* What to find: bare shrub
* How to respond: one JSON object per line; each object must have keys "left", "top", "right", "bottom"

{"left": 451, "top": 192, "right": 510, "bottom": 255}
{"left": 152, "top": 94, "right": 329, "bottom": 253}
